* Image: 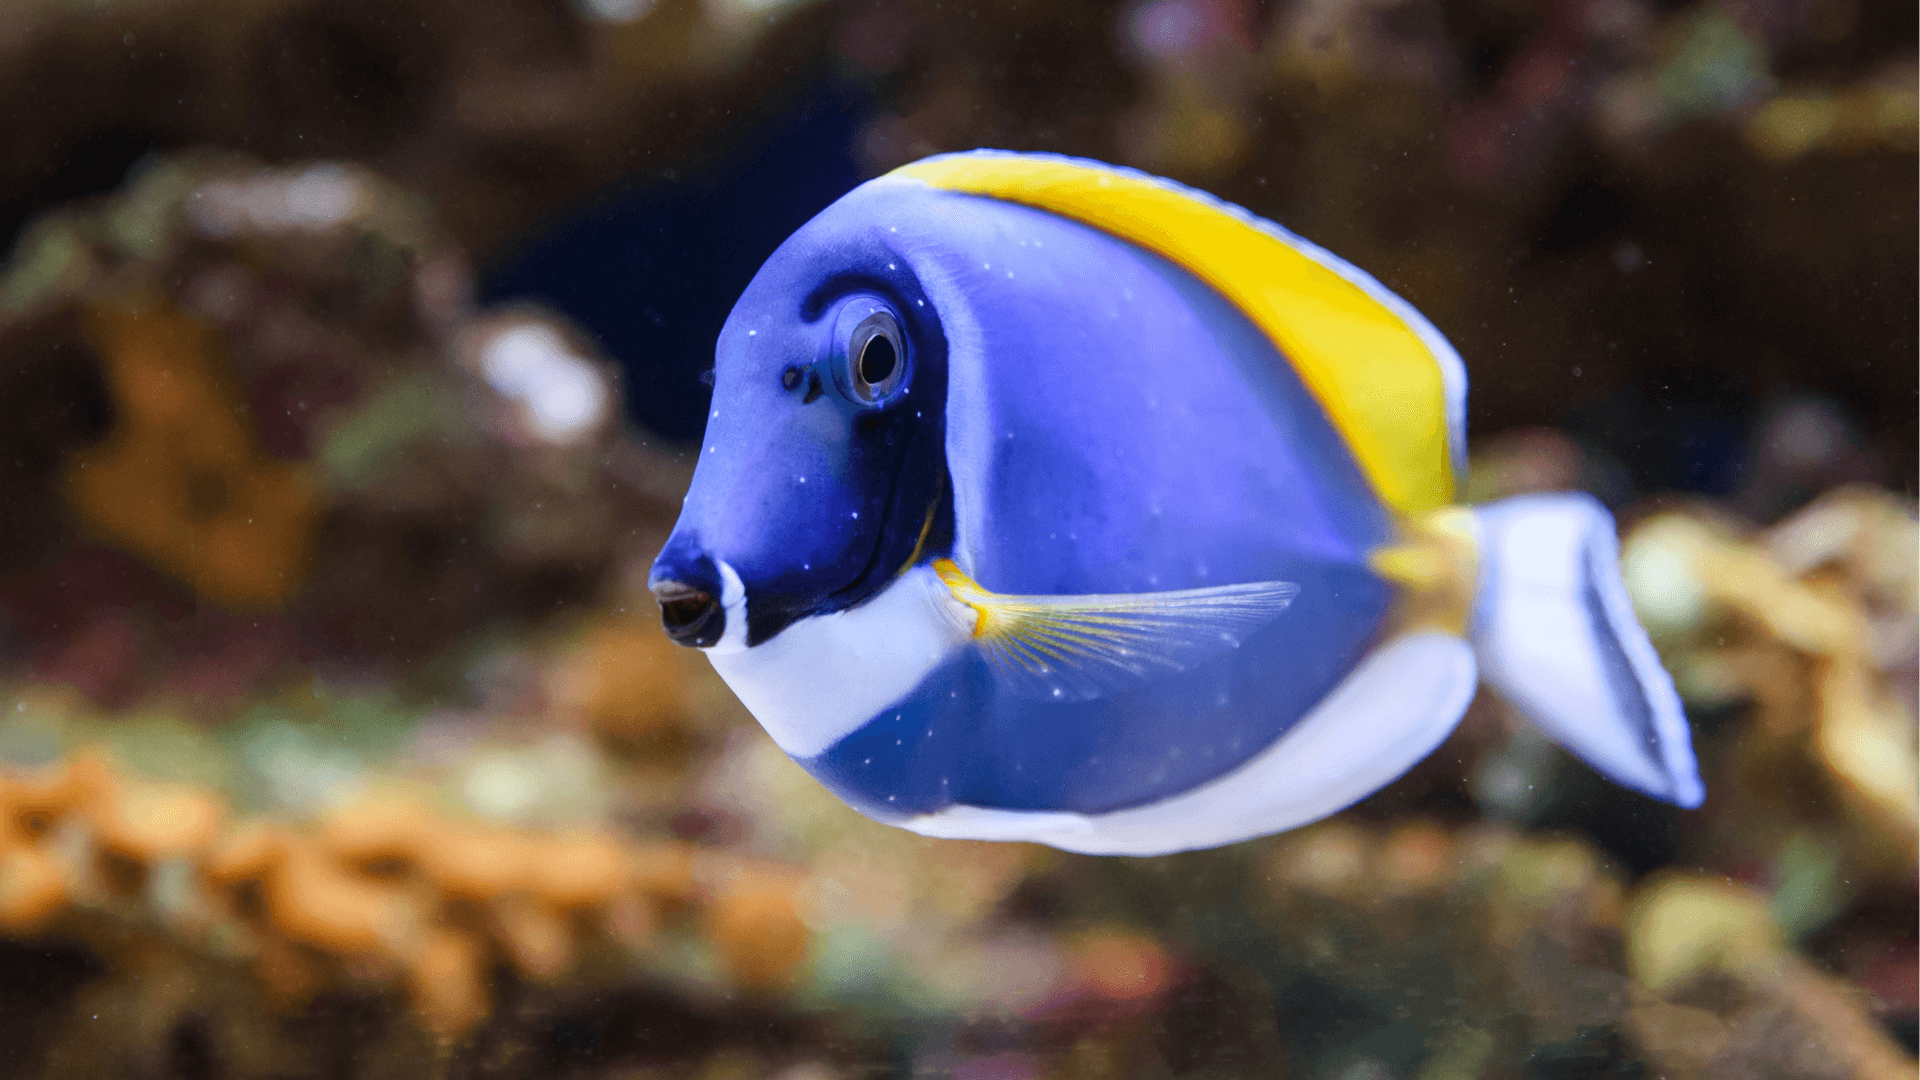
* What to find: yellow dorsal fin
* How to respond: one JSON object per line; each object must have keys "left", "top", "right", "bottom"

{"left": 893, "top": 152, "right": 1458, "bottom": 517}
{"left": 931, "top": 558, "right": 1298, "bottom": 702}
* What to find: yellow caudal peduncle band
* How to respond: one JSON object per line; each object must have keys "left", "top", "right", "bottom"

{"left": 1366, "top": 507, "right": 1479, "bottom": 637}
{"left": 892, "top": 153, "right": 1456, "bottom": 517}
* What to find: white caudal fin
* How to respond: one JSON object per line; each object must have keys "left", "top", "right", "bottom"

{"left": 1470, "top": 494, "right": 1705, "bottom": 808}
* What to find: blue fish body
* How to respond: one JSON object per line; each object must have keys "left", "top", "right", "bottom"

{"left": 651, "top": 151, "right": 1703, "bottom": 854}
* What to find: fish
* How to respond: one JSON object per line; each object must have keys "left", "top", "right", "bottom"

{"left": 648, "top": 150, "right": 1704, "bottom": 856}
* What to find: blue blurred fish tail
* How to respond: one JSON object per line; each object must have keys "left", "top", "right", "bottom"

{"left": 1467, "top": 493, "right": 1707, "bottom": 808}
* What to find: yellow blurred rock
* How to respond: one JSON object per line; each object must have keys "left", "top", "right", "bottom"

{"left": 1626, "top": 873, "right": 1782, "bottom": 993}
{"left": 1623, "top": 499, "right": 1919, "bottom": 875}
{"left": 1747, "top": 73, "right": 1920, "bottom": 159}
{"left": 1623, "top": 1001, "right": 1730, "bottom": 1080}
{"left": 1628, "top": 872, "right": 1919, "bottom": 1080}
{"left": 1264, "top": 820, "right": 1372, "bottom": 900}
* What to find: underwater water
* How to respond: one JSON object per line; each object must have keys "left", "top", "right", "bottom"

{"left": 0, "top": 1, "right": 1913, "bottom": 1078}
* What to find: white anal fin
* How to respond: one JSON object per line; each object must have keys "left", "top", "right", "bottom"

{"left": 1471, "top": 493, "right": 1706, "bottom": 808}
{"left": 932, "top": 559, "right": 1298, "bottom": 702}
{"left": 904, "top": 631, "right": 1478, "bottom": 854}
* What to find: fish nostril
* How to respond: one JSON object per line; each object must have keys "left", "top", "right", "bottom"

{"left": 652, "top": 581, "right": 724, "bottom": 647}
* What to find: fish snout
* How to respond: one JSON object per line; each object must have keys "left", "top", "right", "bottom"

{"left": 649, "top": 546, "right": 727, "bottom": 647}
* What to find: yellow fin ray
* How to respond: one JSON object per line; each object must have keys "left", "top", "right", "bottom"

{"left": 932, "top": 559, "right": 1298, "bottom": 702}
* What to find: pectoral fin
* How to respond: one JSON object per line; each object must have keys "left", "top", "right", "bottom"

{"left": 931, "top": 559, "right": 1298, "bottom": 702}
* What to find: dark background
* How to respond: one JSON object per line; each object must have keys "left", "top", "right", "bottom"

{"left": 2, "top": 0, "right": 1913, "bottom": 498}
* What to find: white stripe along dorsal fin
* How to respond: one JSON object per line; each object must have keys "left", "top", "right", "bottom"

{"left": 931, "top": 558, "right": 1298, "bottom": 702}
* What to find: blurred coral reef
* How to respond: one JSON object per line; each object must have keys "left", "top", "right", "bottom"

{"left": 0, "top": 0, "right": 1913, "bottom": 1077}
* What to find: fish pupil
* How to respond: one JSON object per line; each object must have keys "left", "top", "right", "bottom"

{"left": 859, "top": 335, "right": 897, "bottom": 387}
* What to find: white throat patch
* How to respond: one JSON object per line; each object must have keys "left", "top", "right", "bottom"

{"left": 704, "top": 564, "right": 973, "bottom": 758}
{"left": 704, "top": 560, "right": 751, "bottom": 654}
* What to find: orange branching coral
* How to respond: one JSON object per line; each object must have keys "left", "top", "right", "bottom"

{"left": 89, "top": 776, "right": 224, "bottom": 866}
{"left": 65, "top": 301, "right": 319, "bottom": 607}
{"left": 261, "top": 838, "right": 418, "bottom": 958}
{"left": 0, "top": 749, "right": 223, "bottom": 904}
{"left": 406, "top": 925, "right": 492, "bottom": 1041}
{"left": 0, "top": 754, "right": 816, "bottom": 1040}
{"left": 0, "top": 844, "right": 68, "bottom": 933}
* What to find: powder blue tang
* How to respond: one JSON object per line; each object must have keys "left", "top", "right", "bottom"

{"left": 649, "top": 151, "right": 1704, "bottom": 855}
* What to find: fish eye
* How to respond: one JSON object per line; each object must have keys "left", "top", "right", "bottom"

{"left": 830, "top": 297, "right": 907, "bottom": 405}
{"left": 858, "top": 334, "right": 897, "bottom": 386}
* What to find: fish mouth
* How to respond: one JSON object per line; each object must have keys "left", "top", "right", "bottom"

{"left": 654, "top": 580, "right": 725, "bottom": 647}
